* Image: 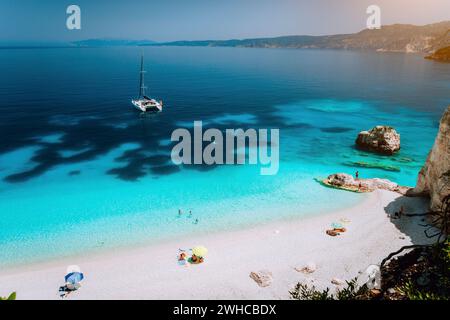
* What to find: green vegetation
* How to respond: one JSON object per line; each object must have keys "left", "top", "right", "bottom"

{"left": 393, "top": 240, "right": 450, "bottom": 300}
{"left": 0, "top": 292, "right": 16, "bottom": 300}
{"left": 290, "top": 278, "right": 368, "bottom": 300}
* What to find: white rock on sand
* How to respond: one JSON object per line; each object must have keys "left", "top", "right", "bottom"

{"left": 295, "top": 262, "right": 317, "bottom": 274}
{"left": 331, "top": 278, "right": 345, "bottom": 285}
{"left": 0, "top": 190, "right": 435, "bottom": 300}
{"left": 249, "top": 270, "right": 273, "bottom": 287}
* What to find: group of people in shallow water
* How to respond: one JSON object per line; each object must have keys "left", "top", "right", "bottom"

{"left": 178, "top": 209, "right": 199, "bottom": 224}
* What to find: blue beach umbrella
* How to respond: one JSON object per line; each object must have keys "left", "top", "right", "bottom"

{"left": 65, "top": 272, "right": 84, "bottom": 284}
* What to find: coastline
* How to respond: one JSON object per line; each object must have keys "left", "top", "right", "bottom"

{"left": 0, "top": 189, "right": 434, "bottom": 300}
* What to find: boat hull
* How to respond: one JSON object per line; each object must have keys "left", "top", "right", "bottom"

{"left": 131, "top": 99, "right": 163, "bottom": 113}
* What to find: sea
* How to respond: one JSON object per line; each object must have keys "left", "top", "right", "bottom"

{"left": 0, "top": 46, "right": 448, "bottom": 267}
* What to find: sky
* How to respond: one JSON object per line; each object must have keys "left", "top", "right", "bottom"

{"left": 1, "top": 0, "right": 450, "bottom": 43}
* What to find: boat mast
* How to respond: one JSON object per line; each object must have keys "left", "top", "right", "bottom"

{"left": 138, "top": 53, "right": 147, "bottom": 98}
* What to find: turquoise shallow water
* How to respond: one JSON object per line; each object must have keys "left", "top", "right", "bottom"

{"left": 0, "top": 47, "right": 448, "bottom": 267}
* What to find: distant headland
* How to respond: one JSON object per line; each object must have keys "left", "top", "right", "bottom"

{"left": 3, "top": 21, "right": 449, "bottom": 56}
{"left": 147, "top": 21, "right": 450, "bottom": 54}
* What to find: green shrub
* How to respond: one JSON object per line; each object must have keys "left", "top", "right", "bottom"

{"left": 290, "top": 278, "right": 368, "bottom": 300}
{"left": 397, "top": 281, "right": 445, "bottom": 300}
{"left": 0, "top": 292, "right": 16, "bottom": 300}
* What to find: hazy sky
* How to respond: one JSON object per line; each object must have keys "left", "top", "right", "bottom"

{"left": 1, "top": 0, "right": 450, "bottom": 43}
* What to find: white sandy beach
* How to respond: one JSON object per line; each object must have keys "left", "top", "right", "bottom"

{"left": 0, "top": 189, "right": 434, "bottom": 300}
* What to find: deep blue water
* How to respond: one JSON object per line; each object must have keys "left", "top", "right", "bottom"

{"left": 0, "top": 46, "right": 448, "bottom": 267}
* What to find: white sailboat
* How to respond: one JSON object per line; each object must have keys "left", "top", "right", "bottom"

{"left": 131, "top": 54, "right": 163, "bottom": 112}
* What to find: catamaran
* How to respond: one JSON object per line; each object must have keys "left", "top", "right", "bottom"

{"left": 131, "top": 54, "right": 163, "bottom": 113}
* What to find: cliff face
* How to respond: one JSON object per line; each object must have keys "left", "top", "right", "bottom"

{"left": 414, "top": 106, "right": 450, "bottom": 211}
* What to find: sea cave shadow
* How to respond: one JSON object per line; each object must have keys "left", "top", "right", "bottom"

{"left": 383, "top": 194, "right": 439, "bottom": 246}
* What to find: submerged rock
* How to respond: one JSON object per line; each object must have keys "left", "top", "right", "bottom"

{"left": 249, "top": 270, "right": 273, "bottom": 287}
{"left": 413, "top": 105, "right": 450, "bottom": 212}
{"left": 355, "top": 126, "right": 400, "bottom": 155}
{"left": 343, "top": 161, "right": 401, "bottom": 172}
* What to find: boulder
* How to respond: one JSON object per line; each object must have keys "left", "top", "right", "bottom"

{"left": 356, "top": 126, "right": 400, "bottom": 155}
{"left": 249, "top": 270, "right": 273, "bottom": 287}
{"left": 414, "top": 106, "right": 450, "bottom": 212}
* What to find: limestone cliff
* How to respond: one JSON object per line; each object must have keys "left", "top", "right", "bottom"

{"left": 414, "top": 106, "right": 450, "bottom": 211}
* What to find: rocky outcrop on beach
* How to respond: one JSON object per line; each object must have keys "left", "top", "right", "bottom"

{"left": 356, "top": 126, "right": 400, "bottom": 155}
{"left": 249, "top": 270, "right": 273, "bottom": 287}
{"left": 323, "top": 173, "right": 410, "bottom": 194}
{"left": 413, "top": 106, "right": 450, "bottom": 212}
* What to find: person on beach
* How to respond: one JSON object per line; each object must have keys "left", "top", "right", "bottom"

{"left": 393, "top": 206, "right": 405, "bottom": 219}
{"left": 178, "top": 252, "right": 189, "bottom": 266}
{"left": 190, "top": 254, "right": 204, "bottom": 264}
{"left": 188, "top": 210, "right": 192, "bottom": 218}
{"left": 355, "top": 171, "right": 359, "bottom": 180}
{"left": 178, "top": 209, "right": 182, "bottom": 216}
{"left": 178, "top": 252, "right": 187, "bottom": 262}
{"left": 194, "top": 218, "right": 199, "bottom": 225}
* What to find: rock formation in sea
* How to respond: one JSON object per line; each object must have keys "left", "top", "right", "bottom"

{"left": 425, "top": 46, "right": 450, "bottom": 62}
{"left": 413, "top": 106, "right": 450, "bottom": 212}
{"left": 355, "top": 126, "right": 400, "bottom": 155}
{"left": 322, "top": 173, "right": 409, "bottom": 194}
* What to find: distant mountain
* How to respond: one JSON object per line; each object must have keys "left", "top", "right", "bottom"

{"left": 425, "top": 46, "right": 450, "bottom": 62}
{"left": 71, "top": 39, "right": 156, "bottom": 47}
{"left": 149, "top": 21, "right": 450, "bottom": 54}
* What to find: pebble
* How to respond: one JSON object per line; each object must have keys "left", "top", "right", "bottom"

{"left": 331, "top": 278, "right": 344, "bottom": 285}
{"left": 295, "top": 262, "right": 317, "bottom": 274}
